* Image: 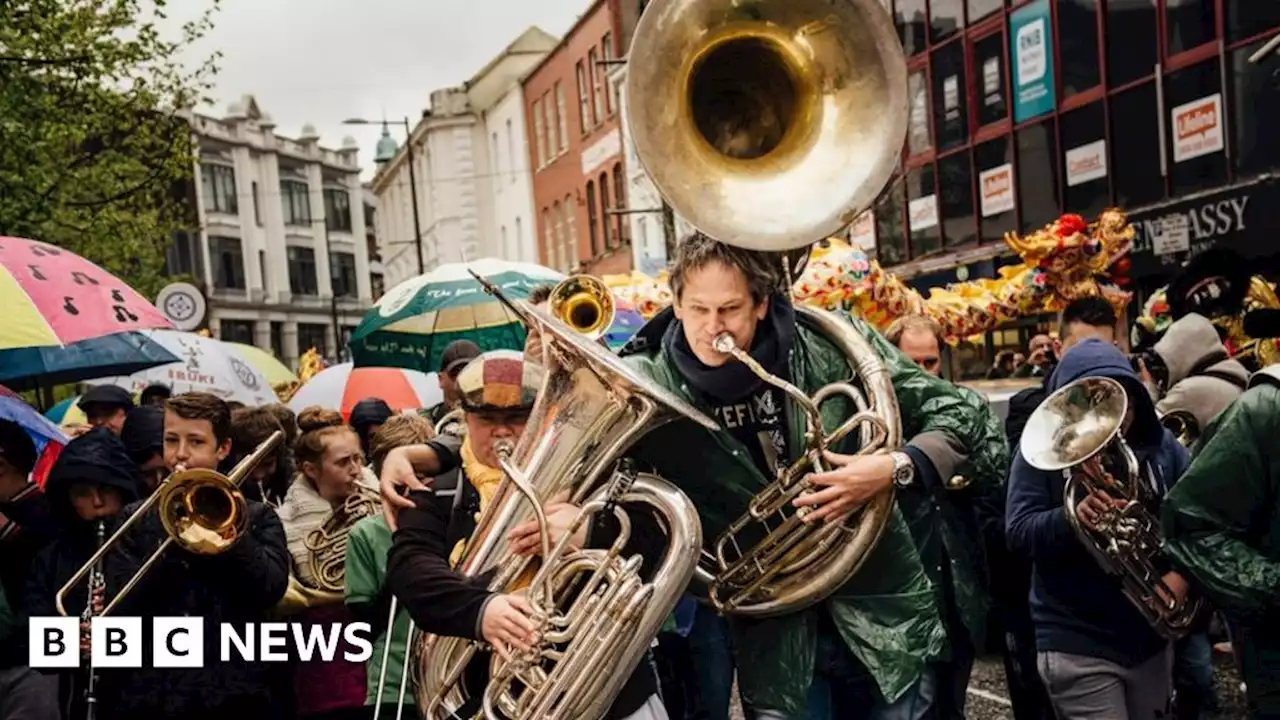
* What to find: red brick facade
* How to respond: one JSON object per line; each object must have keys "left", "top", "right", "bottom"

{"left": 522, "top": 0, "right": 632, "bottom": 277}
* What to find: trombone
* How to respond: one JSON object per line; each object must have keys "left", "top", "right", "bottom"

{"left": 55, "top": 431, "right": 285, "bottom": 618}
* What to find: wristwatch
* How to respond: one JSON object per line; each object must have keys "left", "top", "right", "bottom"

{"left": 889, "top": 451, "right": 915, "bottom": 489}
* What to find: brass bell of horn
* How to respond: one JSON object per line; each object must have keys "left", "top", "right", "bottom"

{"left": 625, "top": 0, "right": 909, "bottom": 252}
{"left": 547, "top": 274, "right": 616, "bottom": 340}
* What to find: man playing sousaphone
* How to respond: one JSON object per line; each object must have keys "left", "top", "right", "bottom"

{"left": 616, "top": 234, "right": 1009, "bottom": 719}
{"left": 381, "top": 351, "right": 670, "bottom": 719}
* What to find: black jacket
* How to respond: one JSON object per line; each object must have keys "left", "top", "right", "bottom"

{"left": 96, "top": 495, "right": 289, "bottom": 718}
{"left": 0, "top": 484, "right": 55, "bottom": 669}
{"left": 387, "top": 463, "right": 666, "bottom": 719}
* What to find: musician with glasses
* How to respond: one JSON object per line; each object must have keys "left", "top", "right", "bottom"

{"left": 1161, "top": 363, "right": 1280, "bottom": 719}
{"left": 382, "top": 351, "right": 670, "bottom": 719}
{"left": 99, "top": 392, "right": 290, "bottom": 720}
{"left": 616, "top": 234, "right": 1009, "bottom": 720}
{"left": 1006, "top": 334, "right": 1191, "bottom": 720}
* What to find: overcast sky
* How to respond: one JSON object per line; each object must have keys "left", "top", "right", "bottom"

{"left": 177, "top": 0, "right": 593, "bottom": 180}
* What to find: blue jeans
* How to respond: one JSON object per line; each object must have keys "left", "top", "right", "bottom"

{"left": 1173, "top": 632, "right": 1217, "bottom": 719}
{"left": 686, "top": 602, "right": 739, "bottom": 720}
{"left": 747, "top": 630, "right": 936, "bottom": 720}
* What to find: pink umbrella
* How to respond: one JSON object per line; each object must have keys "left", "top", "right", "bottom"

{"left": 286, "top": 363, "right": 444, "bottom": 420}
{"left": 0, "top": 236, "right": 173, "bottom": 350}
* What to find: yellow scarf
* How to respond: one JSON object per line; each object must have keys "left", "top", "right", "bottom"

{"left": 449, "top": 436, "right": 504, "bottom": 567}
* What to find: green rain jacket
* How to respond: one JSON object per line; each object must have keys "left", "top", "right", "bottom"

{"left": 620, "top": 308, "right": 1008, "bottom": 713}
{"left": 896, "top": 385, "right": 1007, "bottom": 655}
{"left": 1162, "top": 366, "right": 1280, "bottom": 716}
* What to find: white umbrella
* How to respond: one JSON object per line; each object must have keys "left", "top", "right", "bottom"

{"left": 87, "top": 330, "right": 276, "bottom": 406}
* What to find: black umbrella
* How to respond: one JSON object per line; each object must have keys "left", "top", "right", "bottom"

{"left": 0, "top": 331, "right": 180, "bottom": 391}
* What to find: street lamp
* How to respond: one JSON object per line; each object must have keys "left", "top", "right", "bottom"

{"left": 343, "top": 117, "right": 426, "bottom": 275}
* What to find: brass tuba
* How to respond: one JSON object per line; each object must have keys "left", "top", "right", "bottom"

{"left": 304, "top": 483, "right": 383, "bottom": 593}
{"left": 623, "top": 0, "right": 909, "bottom": 618}
{"left": 1159, "top": 409, "right": 1200, "bottom": 449}
{"left": 413, "top": 286, "right": 711, "bottom": 720}
{"left": 1020, "top": 377, "right": 1203, "bottom": 639}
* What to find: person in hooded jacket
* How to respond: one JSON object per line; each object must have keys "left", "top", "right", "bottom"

{"left": 121, "top": 405, "right": 166, "bottom": 496}
{"left": 1149, "top": 312, "right": 1247, "bottom": 719}
{"left": 1162, "top": 364, "right": 1280, "bottom": 718}
{"left": 23, "top": 428, "right": 140, "bottom": 720}
{"left": 1007, "top": 336, "right": 1191, "bottom": 720}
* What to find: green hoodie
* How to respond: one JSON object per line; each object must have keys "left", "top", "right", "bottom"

{"left": 620, "top": 307, "right": 1009, "bottom": 714}
{"left": 345, "top": 514, "right": 414, "bottom": 707}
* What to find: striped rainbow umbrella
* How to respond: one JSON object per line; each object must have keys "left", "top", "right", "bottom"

{"left": 350, "top": 258, "right": 563, "bottom": 373}
{"left": 286, "top": 363, "right": 443, "bottom": 420}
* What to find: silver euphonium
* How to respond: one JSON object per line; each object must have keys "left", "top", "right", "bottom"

{"left": 1020, "top": 376, "right": 1203, "bottom": 639}
{"left": 411, "top": 288, "right": 712, "bottom": 720}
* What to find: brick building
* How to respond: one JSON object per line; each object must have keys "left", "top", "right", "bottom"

{"left": 522, "top": 0, "right": 633, "bottom": 276}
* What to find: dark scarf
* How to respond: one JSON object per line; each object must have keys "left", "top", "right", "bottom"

{"left": 662, "top": 293, "right": 797, "bottom": 404}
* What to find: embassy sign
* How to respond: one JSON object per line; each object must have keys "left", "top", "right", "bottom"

{"left": 1126, "top": 175, "right": 1280, "bottom": 280}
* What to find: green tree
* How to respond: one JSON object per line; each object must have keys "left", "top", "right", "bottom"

{"left": 0, "top": 0, "right": 221, "bottom": 298}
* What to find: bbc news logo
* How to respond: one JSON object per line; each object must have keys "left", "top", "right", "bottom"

{"left": 29, "top": 618, "right": 373, "bottom": 668}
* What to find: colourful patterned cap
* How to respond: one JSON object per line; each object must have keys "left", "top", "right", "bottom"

{"left": 456, "top": 350, "right": 544, "bottom": 413}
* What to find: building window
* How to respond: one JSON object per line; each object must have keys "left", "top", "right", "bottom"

{"left": 932, "top": 41, "right": 967, "bottom": 151}
{"left": 564, "top": 194, "right": 577, "bottom": 266}
{"left": 1232, "top": 40, "right": 1280, "bottom": 179}
{"left": 506, "top": 119, "right": 516, "bottom": 183}
{"left": 220, "top": 319, "right": 254, "bottom": 345}
{"left": 589, "top": 47, "right": 603, "bottom": 126}
{"left": 209, "top": 236, "right": 245, "bottom": 290}
{"left": 939, "top": 152, "right": 975, "bottom": 247}
{"left": 968, "top": 0, "right": 1004, "bottom": 23}
{"left": 1060, "top": 0, "right": 1101, "bottom": 98}
{"left": 587, "top": 181, "right": 599, "bottom": 255}
{"left": 1167, "top": 0, "right": 1216, "bottom": 56}
{"left": 908, "top": 70, "right": 932, "bottom": 156}
{"left": 281, "top": 180, "right": 311, "bottom": 226}
{"left": 492, "top": 131, "right": 502, "bottom": 179}
{"left": 554, "top": 82, "right": 569, "bottom": 154}
{"left": 201, "top": 163, "right": 237, "bottom": 215}
{"left": 542, "top": 208, "right": 553, "bottom": 265}
{"left": 612, "top": 163, "right": 626, "bottom": 244}
{"left": 298, "top": 323, "right": 328, "bottom": 357}
{"left": 602, "top": 33, "right": 616, "bottom": 115}
{"left": 252, "top": 181, "right": 262, "bottom": 226}
{"left": 532, "top": 98, "right": 546, "bottom": 167}
{"left": 544, "top": 93, "right": 557, "bottom": 158}
{"left": 330, "top": 251, "right": 357, "bottom": 298}
{"left": 1110, "top": 82, "right": 1164, "bottom": 208}
{"left": 553, "top": 200, "right": 566, "bottom": 271}
{"left": 1060, "top": 102, "right": 1110, "bottom": 219}
{"left": 876, "top": 180, "right": 908, "bottom": 265}
{"left": 1226, "top": 2, "right": 1280, "bottom": 44}
{"left": 515, "top": 216, "right": 524, "bottom": 258}
{"left": 270, "top": 322, "right": 285, "bottom": 360}
{"left": 974, "top": 31, "right": 1008, "bottom": 127}
{"left": 287, "top": 246, "right": 318, "bottom": 296}
{"left": 323, "top": 189, "right": 352, "bottom": 232}
{"left": 501, "top": 225, "right": 509, "bottom": 257}
{"left": 1106, "top": 0, "right": 1157, "bottom": 88}
{"left": 371, "top": 273, "right": 385, "bottom": 301}
{"left": 906, "top": 165, "right": 940, "bottom": 257}
{"left": 576, "top": 61, "right": 591, "bottom": 133}
{"left": 599, "top": 171, "right": 612, "bottom": 248}
{"left": 896, "top": 0, "right": 928, "bottom": 57}
{"left": 974, "top": 137, "right": 1018, "bottom": 242}
{"left": 930, "top": 0, "right": 964, "bottom": 44}
{"left": 1166, "top": 60, "right": 1228, "bottom": 195}
{"left": 259, "top": 250, "right": 267, "bottom": 290}
{"left": 1016, "top": 120, "right": 1060, "bottom": 232}
{"left": 165, "top": 231, "right": 201, "bottom": 278}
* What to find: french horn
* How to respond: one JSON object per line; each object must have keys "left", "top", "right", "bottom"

{"left": 304, "top": 483, "right": 383, "bottom": 593}
{"left": 1020, "top": 377, "right": 1203, "bottom": 639}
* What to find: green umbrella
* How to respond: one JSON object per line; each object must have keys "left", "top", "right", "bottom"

{"left": 350, "top": 259, "right": 564, "bottom": 372}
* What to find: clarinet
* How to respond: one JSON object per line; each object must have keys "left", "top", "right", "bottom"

{"left": 83, "top": 520, "right": 105, "bottom": 720}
